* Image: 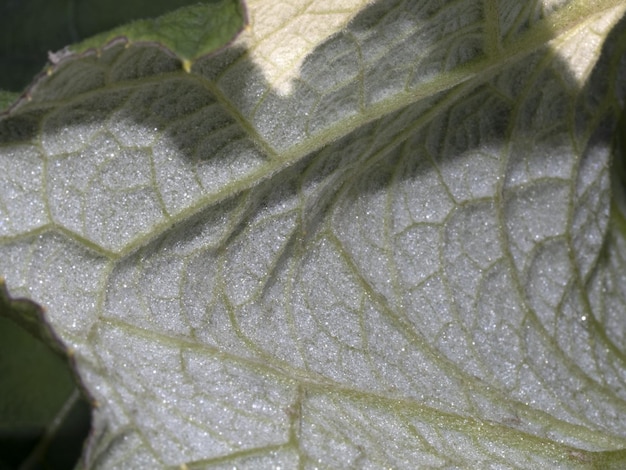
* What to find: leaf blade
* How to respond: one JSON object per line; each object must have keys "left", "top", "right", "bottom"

{"left": 1, "top": 1, "right": 626, "bottom": 468}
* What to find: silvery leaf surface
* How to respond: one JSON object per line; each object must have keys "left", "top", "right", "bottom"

{"left": 1, "top": 0, "right": 626, "bottom": 468}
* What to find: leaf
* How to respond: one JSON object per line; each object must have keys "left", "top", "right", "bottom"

{"left": 0, "top": 0, "right": 238, "bottom": 92}
{"left": 0, "top": 284, "right": 91, "bottom": 469}
{"left": 1, "top": 0, "right": 626, "bottom": 468}
{"left": 67, "top": 0, "right": 246, "bottom": 66}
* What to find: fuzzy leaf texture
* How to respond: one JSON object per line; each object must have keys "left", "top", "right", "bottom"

{"left": 2, "top": 0, "right": 626, "bottom": 468}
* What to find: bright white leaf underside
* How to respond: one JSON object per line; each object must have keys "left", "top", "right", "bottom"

{"left": 1, "top": 0, "right": 626, "bottom": 468}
